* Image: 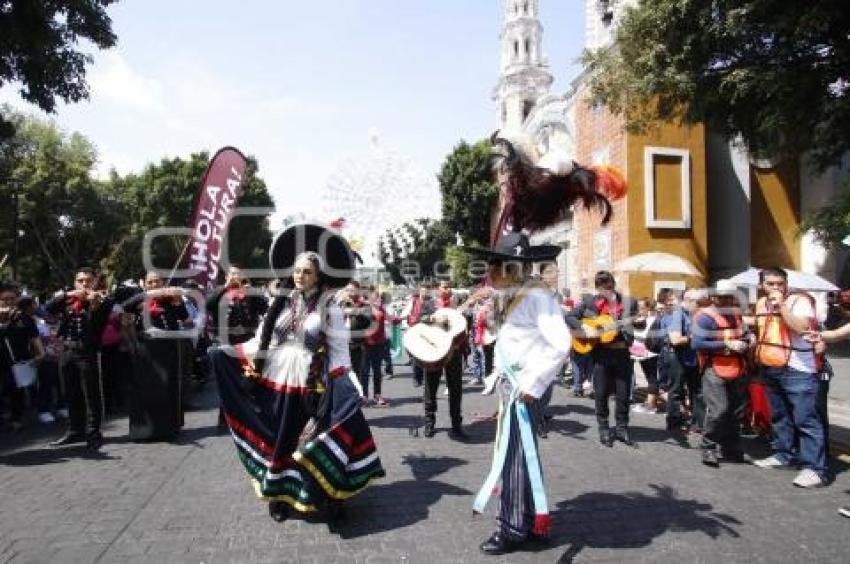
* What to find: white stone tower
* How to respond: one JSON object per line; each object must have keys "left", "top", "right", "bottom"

{"left": 493, "top": 0, "right": 553, "bottom": 130}
{"left": 584, "top": 0, "right": 637, "bottom": 51}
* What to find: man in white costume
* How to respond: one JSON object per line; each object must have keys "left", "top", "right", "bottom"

{"left": 470, "top": 232, "right": 572, "bottom": 555}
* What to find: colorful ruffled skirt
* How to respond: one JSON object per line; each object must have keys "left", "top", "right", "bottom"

{"left": 211, "top": 344, "right": 384, "bottom": 513}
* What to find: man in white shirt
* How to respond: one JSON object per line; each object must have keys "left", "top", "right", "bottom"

{"left": 468, "top": 233, "right": 571, "bottom": 555}
{"left": 752, "top": 267, "right": 828, "bottom": 488}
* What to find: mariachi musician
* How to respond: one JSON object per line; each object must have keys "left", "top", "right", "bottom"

{"left": 47, "top": 267, "right": 114, "bottom": 449}
{"left": 565, "top": 271, "right": 640, "bottom": 447}
{"left": 121, "top": 270, "right": 192, "bottom": 441}
{"left": 417, "top": 279, "right": 467, "bottom": 440}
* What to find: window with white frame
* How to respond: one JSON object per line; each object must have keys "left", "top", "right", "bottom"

{"left": 644, "top": 146, "right": 691, "bottom": 229}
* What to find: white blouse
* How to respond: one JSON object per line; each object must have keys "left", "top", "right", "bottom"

{"left": 236, "top": 294, "right": 352, "bottom": 375}
{"left": 494, "top": 284, "right": 572, "bottom": 398}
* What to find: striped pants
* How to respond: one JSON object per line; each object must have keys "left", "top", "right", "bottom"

{"left": 497, "top": 381, "right": 543, "bottom": 540}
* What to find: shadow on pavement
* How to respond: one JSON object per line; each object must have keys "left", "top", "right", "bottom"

{"left": 548, "top": 403, "right": 596, "bottom": 417}
{"left": 552, "top": 484, "right": 741, "bottom": 562}
{"left": 630, "top": 425, "right": 692, "bottom": 447}
{"left": 0, "top": 444, "right": 120, "bottom": 466}
{"left": 376, "top": 395, "right": 421, "bottom": 407}
{"left": 338, "top": 455, "right": 471, "bottom": 539}
{"left": 461, "top": 416, "right": 497, "bottom": 445}
{"left": 364, "top": 413, "right": 423, "bottom": 431}
{"left": 547, "top": 418, "right": 589, "bottom": 440}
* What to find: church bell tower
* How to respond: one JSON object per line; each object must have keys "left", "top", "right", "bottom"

{"left": 493, "top": 0, "right": 553, "bottom": 130}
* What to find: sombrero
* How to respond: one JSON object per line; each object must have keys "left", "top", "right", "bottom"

{"left": 467, "top": 232, "right": 561, "bottom": 263}
{"left": 269, "top": 223, "right": 355, "bottom": 288}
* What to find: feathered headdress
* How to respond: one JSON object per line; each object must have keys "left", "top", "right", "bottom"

{"left": 489, "top": 130, "right": 627, "bottom": 245}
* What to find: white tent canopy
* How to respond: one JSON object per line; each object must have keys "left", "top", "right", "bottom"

{"left": 612, "top": 252, "right": 702, "bottom": 277}
{"left": 727, "top": 267, "right": 839, "bottom": 292}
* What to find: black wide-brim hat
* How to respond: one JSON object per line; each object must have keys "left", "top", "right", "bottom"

{"left": 467, "top": 231, "right": 561, "bottom": 263}
{"left": 269, "top": 223, "right": 356, "bottom": 288}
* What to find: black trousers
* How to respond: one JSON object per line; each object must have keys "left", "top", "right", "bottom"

{"left": 662, "top": 350, "right": 703, "bottom": 427}
{"left": 640, "top": 356, "right": 660, "bottom": 396}
{"left": 36, "top": 360, "right": 64, "bottom": 412}
{"left": 483, "top": 343, "right": 495, "bottom": 377}
{"left": 360, "top": 343, "right": 384, "bottom": 397}
{"left": 423, "top": 349, "right": 463, "bottom": 427}
{"left": 100, "top": 346, "right": 131, "bottom": 414}
{"left": 64, "top": 351, "right": 102, "bottom": 434}
{"left": 700, "top": 368, "right": 747, "bottom": 453}
{"left": 592, "top": 348, "right": 632, "bottom": 429}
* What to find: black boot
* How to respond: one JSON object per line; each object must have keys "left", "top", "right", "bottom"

{"left": 599, "top": 426, "right": 613, "bottom": 447}
{"left": 448, "top": 424, "right": 468, "bottom": 441}
{"left": 614, "top": 426, "right": 635, "bottom": 447}
{"left": 50, "top": 432, "right": 86, "bottom": 447}
{"left": 701, "top": 449, "right": 719, "bottom": 467}
{"left": 86, "top": 430, "right": 104, "bottom": 450}
{"left": 479, "top": 532, "right": 521, "bottom": 555}
{"left": 269, "top": 501, "right": 289, "bottom": 522}
{"left": 423, "top": 421, "right": 436, "bottom": 437}
{"left": 538, "top": 418, "right": 549, "bottom": 439}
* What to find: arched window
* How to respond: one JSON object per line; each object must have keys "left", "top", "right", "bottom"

{"left": 523, "top": 1, "right": 529, "bottom": 14}
{"left": 525, "top": 38, "right": 530, "bottom": 57}
{"left": 514, "top": 40, "right": 519, "bottom": 57}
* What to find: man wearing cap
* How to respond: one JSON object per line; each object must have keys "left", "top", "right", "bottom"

{"left": 691, "top": 280, "right": 750, "bottom": 467}
{"left": 469, "top": 232, "right": 571, "bottom": 555}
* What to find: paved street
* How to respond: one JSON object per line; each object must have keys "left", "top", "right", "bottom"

{"left": 1, "top": 362, "right": 849, "bottom": 564}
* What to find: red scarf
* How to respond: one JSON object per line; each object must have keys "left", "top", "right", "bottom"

{"left": 594, "top": 295, "right": 623, "bottom": 317}
{"left": 225, "top": 288, "right": 246, "bottom": 303}
{"left": 148, "top": 297, "right": 166, "bottom": 318}
{"left": 67, "top": 296, "right": 87, "bottom": 314}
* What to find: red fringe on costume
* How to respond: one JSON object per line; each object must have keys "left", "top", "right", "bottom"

{"left": 748, "top": 381, "right": 772, "bottom": 435}
{"left": 532, "top": 513, "right": 552, "bottom": 536}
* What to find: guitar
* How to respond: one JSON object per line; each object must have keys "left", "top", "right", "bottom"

{"left": 571, "top": 314, "right": 622, "bottom": 354}
{"left": 403, "top": 308, "right": 468, "bottom": 370}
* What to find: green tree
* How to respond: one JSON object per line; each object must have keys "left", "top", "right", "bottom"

{"left": 0, "top": 108, "right": 123, "bottom": 289}
{"left": 0, "top": 109, "right": 275, "bottom": 292}
{"left": 799, "top": 180, "right": 850, "bottom": 248}
{"left": 0, "top": 0, "right": 119, "bottom": 137}
{"left": 377, "top": 218, "right": 453, "bottom": 284}
{"left": 583, "top": 0, "right": 850, "bottom": 170}
{"left": 444, "top": 245, "right": 474, "bottom": 287}
{"left": 104, "top": 152, "right": 275, "bottom": 283}
{"left": 437, "top": 139, "right": 498, "bottom": 246}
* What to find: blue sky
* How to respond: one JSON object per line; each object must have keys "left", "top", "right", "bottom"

{"left": 0, "top": 0, "right": 586, "bottom": 228}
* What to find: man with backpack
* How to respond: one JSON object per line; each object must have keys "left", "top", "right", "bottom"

{"left": 752, "top": 267, "right": 828, "bottom": 488}
{"left": 691, "top": 280, "right": 750, "bottom": 467}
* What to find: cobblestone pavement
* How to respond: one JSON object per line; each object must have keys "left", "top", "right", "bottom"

{"left": 1, "top": 364, "right": 849, "bottom": 564}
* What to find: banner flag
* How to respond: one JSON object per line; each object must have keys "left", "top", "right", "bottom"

{"left": 182, "top": 146, "right": 248, "bottom": 289}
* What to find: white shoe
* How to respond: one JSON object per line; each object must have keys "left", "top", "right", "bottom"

{"left": 793, "top": 469, "right": 826, "bottom": 488}
{"left": 838, "top": 506, "right": 850, "bottom": 518}
{"left": 631, "top": 404, "right": 657, "bottom": 414}
{"left": 443, "top": 386, "right": 449, "bottom": 395}
{"left": 37, "top": 412, "right": 55, "bottom": 424}
{"left": 56, "top": 408, "right": 69, "bottom": 419}
{"left": 753, "top": 455, "right": 788, "bottom": 469}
